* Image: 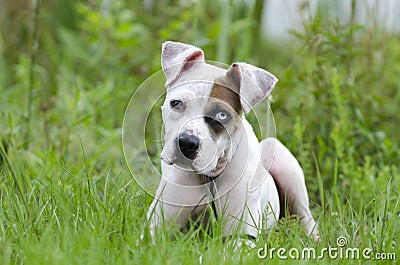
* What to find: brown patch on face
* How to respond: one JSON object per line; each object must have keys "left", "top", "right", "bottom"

{"left": 204, "top": 75, "right": 243, "bottom": 136}
{"left": 209, "top": 75, "right": 243, "bottom": 115}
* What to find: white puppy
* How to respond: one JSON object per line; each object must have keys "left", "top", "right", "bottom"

{"left": 146, "top": 41, "right": 319, "bottom": 243}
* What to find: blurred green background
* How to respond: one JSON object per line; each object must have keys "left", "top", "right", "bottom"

{"left": 0, "top": 0, "right": 399, "bottom": 264}
{"left": 1, "top": 0, "right": 398, "bottom": 201}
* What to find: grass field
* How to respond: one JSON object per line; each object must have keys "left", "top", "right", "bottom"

{"left": 0, "top": 1, "right": 399, "bottom": 264}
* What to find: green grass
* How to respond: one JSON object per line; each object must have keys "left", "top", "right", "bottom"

{"left": 0, "top": 0, "right": 399, "bottom": 264}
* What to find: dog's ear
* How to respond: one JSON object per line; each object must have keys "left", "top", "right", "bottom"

{"left": 161, "top": 41, "right": 205, "bottom": 87}
{"left": 226, "top": 63, "right": 278, "bottom": 113}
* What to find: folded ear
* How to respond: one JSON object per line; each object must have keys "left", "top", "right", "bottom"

{"left": 161, "top": 41, "right": 205, "bottom": 87}
{"left": 226, "top": 63, "right": 278, "bottom": 113}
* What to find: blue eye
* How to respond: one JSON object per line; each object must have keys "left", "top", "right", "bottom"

{"left": 216, "top": 111, "right": 229, "bottom": 121}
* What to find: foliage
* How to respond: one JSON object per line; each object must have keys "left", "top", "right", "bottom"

{"left": 0, "top": 0, "right": 399, "bottom": 264}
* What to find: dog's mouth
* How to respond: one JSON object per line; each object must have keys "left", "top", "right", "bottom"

{"left": 193, "top": 147, "right": 231, "bottom": 177}
{"left": 201, "top": 156, "right": 229, "bottom": 177}
{"left": 161, "top": 149, "right": 230, "bottom": 177}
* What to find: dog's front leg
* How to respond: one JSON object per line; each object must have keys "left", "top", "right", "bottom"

{"left": 261, "top": 137, "right": 319, "bottom": 241}
{"left": 214, "top": 171, "right": 279, "bottom": 239}
{"left": 147, "top": 187, "right": 194, "bottom": 243}
{"left": 146, "top": 167, "right": 209, "bottom": 243}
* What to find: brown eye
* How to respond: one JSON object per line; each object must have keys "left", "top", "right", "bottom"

{"left": 170, "top": 100, "right": 184, "bottom": 111}
{"left": 170, "top": 100, "right": 182, "bottom": 109}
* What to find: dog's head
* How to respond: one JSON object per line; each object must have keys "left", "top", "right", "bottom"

{"left": 160, "top": 41, "right": 278, "bottom": 177}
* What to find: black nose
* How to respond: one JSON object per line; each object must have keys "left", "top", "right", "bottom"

{"left": 178, "top": 133, "right": 200, "bottom": 160}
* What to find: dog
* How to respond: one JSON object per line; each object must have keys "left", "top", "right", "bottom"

{"left": 146, "top": 41, "right": 319, "bottom": 244}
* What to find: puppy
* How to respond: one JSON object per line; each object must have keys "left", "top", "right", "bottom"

{"left": 146, "top": 41, "right": 319, "bottom": 243}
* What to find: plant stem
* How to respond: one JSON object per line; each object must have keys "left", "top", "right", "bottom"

{"left": 24, "top": 0, "right": 41, "bottom": 149}
{"left": 217, "top": 0, "right": 231, "bottom": 62}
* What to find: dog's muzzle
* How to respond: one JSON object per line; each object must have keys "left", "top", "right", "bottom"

{"left": 176, "top": 133, "right": 200, "bottom": 160}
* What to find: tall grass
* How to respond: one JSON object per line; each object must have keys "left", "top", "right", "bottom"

{"left": 0, "top": 0, "right": 399, "bottom": 264}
